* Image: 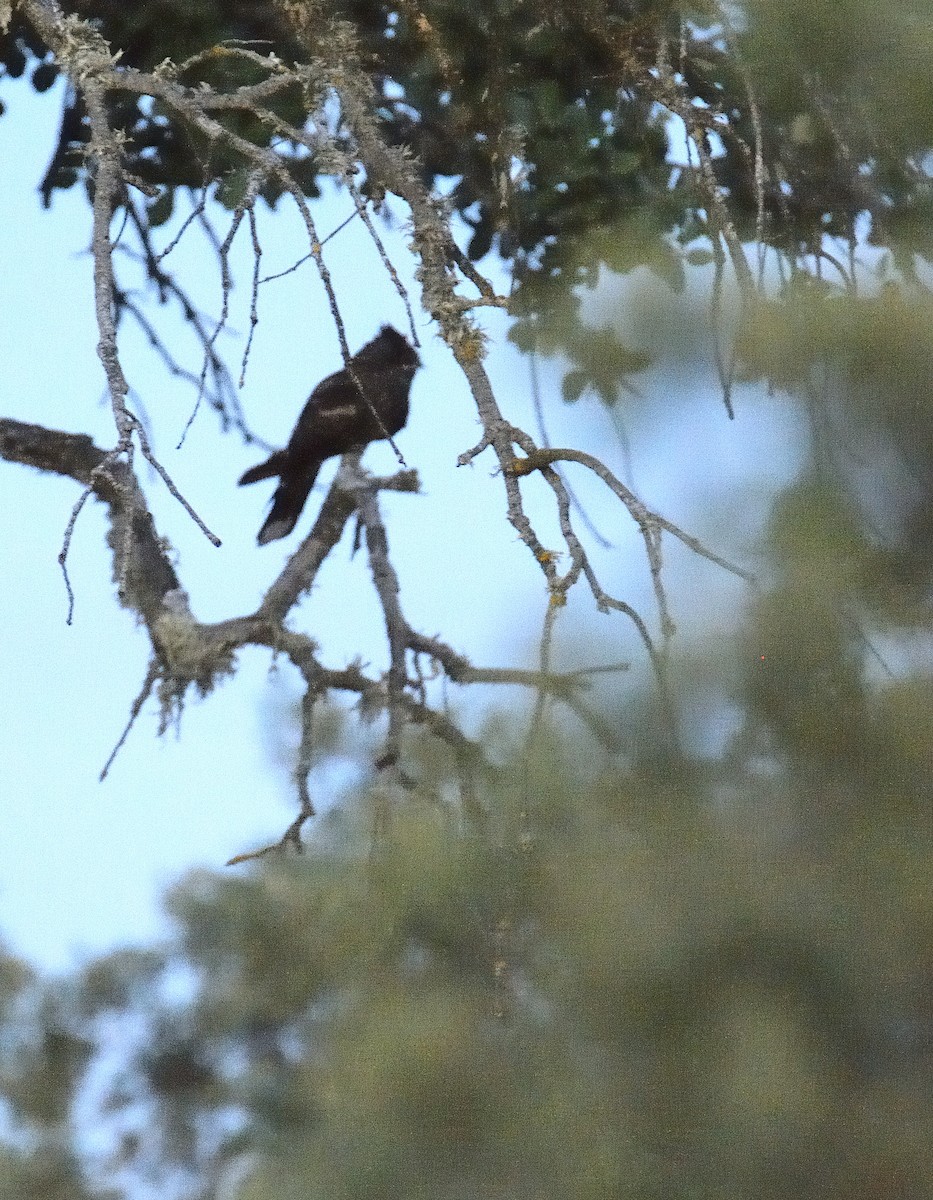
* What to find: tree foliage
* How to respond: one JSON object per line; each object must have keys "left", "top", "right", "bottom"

{"left": 6, "top": 0, "right": 933, "bottom": 358}
{"left": 1, "top": 723, "right": 932, "bottom": 1198}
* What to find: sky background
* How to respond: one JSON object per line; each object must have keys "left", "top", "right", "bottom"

{"left": 0, "top": 75, "right": 802, "bottom": 973}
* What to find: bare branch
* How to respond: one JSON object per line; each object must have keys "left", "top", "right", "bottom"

{"left": 511, "top": 447, "right": 755, "bottom": 584}
{"left": 11, "top": 0, "right": 759, "bottom": 852}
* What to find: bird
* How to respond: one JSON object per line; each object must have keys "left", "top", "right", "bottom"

{"left": 239, "top": 325, "right": 420, "bottom": 545}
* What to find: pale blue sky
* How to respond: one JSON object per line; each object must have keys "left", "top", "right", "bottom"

{"left": 0, "top": 75, "right": 800, "bottom": 972}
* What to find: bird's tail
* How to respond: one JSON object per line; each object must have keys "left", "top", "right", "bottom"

{"left": 256, "top": 462, "right": 321, "bottom": 545}
{"left": 238, "top": 450, "right": 288, "bottom": 486}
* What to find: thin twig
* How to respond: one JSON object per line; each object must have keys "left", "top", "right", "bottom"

{"left": 100, "top": 659, "right": 160, "bottom": 780}
{"left": 239, "top": 202, "right": 263, "bottom": 387}
{"left": 178, "top": 168, "right": 264, "bottom": 448}
{"left": 345, "top": 172, "right": 420, "bottom": 347}
{"left": 132, "top": 417, "right": 222, "bottom": 545}
{"left": 58, "top": 481, "right": 95, "bottom": 625}
{"left": 512, "top": 447, "right": 755, "bottom": 583}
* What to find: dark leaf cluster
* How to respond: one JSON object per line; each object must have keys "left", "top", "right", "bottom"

{"left": 2, "top": 2, "right": 930, "bottom": 274}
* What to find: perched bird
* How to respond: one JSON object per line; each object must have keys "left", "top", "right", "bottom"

{"left": 239, "top": 325, "right": 420, "bottom": 545}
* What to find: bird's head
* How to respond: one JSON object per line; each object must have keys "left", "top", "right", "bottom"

{"left": 368, "top": 324, "right": 421, "bottom": 372}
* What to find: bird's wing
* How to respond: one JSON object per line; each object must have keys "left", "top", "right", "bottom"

{"left": 314, "top": 402, "right": 359, "bottom": 420}
{"left": 308, "top": 372, "right": 364, "bottom": 419}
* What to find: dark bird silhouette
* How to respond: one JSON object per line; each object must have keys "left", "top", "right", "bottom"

{"left": 239, "top": 325, "right": 420, "bottom": 545}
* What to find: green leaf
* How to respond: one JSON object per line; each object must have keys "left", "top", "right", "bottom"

{"left": 31, "top": 61, "right": 58, "bottom": 92}
{"left": 561, "top": 368, "right": 588, "bottom": 403}
{"left": 685, "top": 246, "right": 716, "bottom": 266}
{"left": 215, "top": 167, "right": 251, "bottom": 211}
{"left": 648, "top": 243, "right": 686, "bottom": 293}
{"left": 147, "top": 189, "right": 174, "bottom": 228}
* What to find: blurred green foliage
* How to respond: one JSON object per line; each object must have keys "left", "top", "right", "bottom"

{"left": 1, "top": 669, "right": 931, "bottom": 1200}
